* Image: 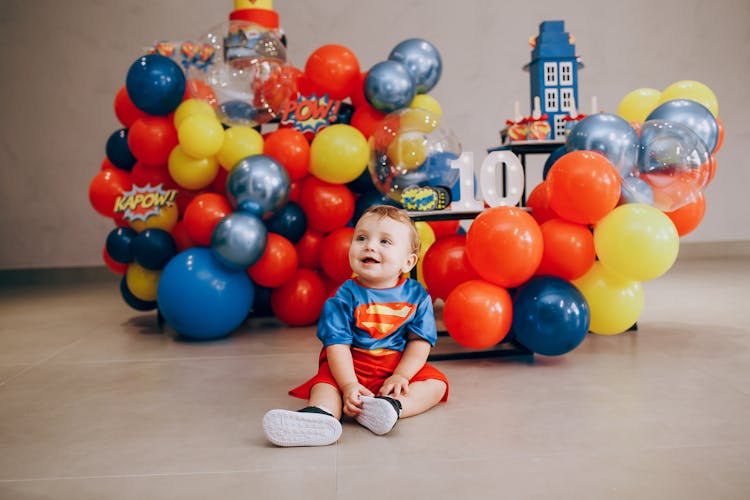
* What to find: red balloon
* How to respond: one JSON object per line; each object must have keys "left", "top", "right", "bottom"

{"left": 211, "top": 167, "right": 229, "bottom": 197}
{"left": 89, "top": 168, "right": 132, "bottom": 218}
{"left": 304, "top": 44, "right": 361, "bottom": 100}
{"left": 289, "top": 179, "right": 304, "bottom": 203}
{"left": 127, "top": 116, "right": 178, "bottom": 166}
{"left": 547, "top": 151, "right": 620, "bottom": 224}
{"left": 526, "top": 181, "right": 557, "bottom": 225}
{"left": 263, "top": 128, "right": 311, "bottom": 181}
{"left": 130, "top": 162, "right": 176, "bottom": 189}
{"left": 443, "top": 280, "right": 512, "bottom": 349}
{"left": 536, "top": 218, "right": 595, "bottom": 280}
{"left": 427, "top": 219, "right": 460, "bottom": 239}
{"left": 248, "top": 233, "right": 299, "bottom": 288}
{"left": 270, "top": 269, "right": 328, "bottom": 326}
{"left": 299, "top": 176, "right": 355, "bottom": 233}
{"left": 320, "top": 227, "right": 354, "bottom": 283}
{"left": 185, "top": 79, "right": 218, "bottom": 107}
{"left": 665, "top": 192, "right": 706, "bottom": 237}
{"left": 350, "top": 103, "right": 386, "bottom": 139}
{"left": 114, "top": 86, "right": 148, "bottom": 128}
{"left": 349, "top": 71, "right": 368, "bottom": 109}
{"left": 182, "top": 193, "right": 232, "bottom": 246}
{"left": 102, "top": 246, "right": 128, "bottom": 275}
{"left": 422, "top": 234, "right": 480, "bottom": 300}
{"left": 714, "top": 117, "right": 724, "bottom": 154}
{"left": 465, "top": 206, "right": 543, "bottom": 288}
{"left": 101, "top": 157, "right": 117, "bottom": 171}
{"left": 296, "top": 229, "right": 325, "bottom": 269}
{"left": 171, "top": 220, "right": 194, "bottom": 251}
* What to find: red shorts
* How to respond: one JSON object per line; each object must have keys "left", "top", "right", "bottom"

{"left": 289, "top": 348, "right": 449, "bottom": 402}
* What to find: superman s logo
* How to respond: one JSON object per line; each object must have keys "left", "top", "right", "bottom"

{"left": 355, "top": 302, "right": 417, "bottom": 339}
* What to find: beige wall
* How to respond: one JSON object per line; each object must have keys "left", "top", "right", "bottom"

{"left": 0, "top": 0, "right": 747, "bottom": 270}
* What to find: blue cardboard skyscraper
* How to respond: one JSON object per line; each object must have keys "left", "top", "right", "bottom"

{"left": 528, "top": 20, "right": 579, "bottom": 141}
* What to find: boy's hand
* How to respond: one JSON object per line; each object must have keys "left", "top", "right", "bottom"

{"left": 379, "top": 373, "right": 410, "bottom": 397}
{"left": 341, "top": 382, "right": 374, "bottom": 417}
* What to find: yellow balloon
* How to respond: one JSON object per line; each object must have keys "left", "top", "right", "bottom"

{"left": 659, "top": 80, "right": 719, "bottom": 117}
{"left": 616, "top": 88, "right": 661, "bottom": 124}
{"left": 125, "top": 263, "right": 161, "bottom": 302}
{"left": 400, "top": 107, "right": 440, "bottom": 133}
{"left": 217, "top": 126, "right": 264, "bottom": 170}
{"left": 594, "top": 203, "right": 679, "bottom": 282}
{"left": 409, "top": 94, "right": 443, "bottom": 117}
{"left": 168, "top": 145, "right": 219, "bottom": 190}
{"left": 173, "top": 99, "right": 216, "bottom": 129}
{"left": 129, "top": 202, "right": 179, "bottom": 233}
{"left": 573, "top": 261, "right": 644, "bottom": 335}
{"left": 387, "top": 132, "right": 428, "bottom": 170}
{"left": 415, "top": 221, "right": 436, "bottom": 287}
{"left": 178, "top": 114, "right": 225, "bottom": 158}
{"left": 309, "top": 124, "right": 369, "bottom": 184}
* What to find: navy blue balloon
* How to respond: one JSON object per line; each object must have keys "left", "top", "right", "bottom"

{"left": 157, "top": 248, "right": 254, "bottom": 340}
{"left": 250, "top": 285, "right": 273, "bottom": 317}
{"left": 566, "top": 113, "right": 639, "bottom": 175}
{"left": 120, "top": 276, "right": 157, "bottom": 311}
{"left": 125, "top": 54, "right": 185, "bottom": 116}
{"left": 347, "top": 166, "right": 377, "bottom": 194}
{"left": 265, "top": 202, "right": 307, "bottom": 244}
{"left": 335, "top": 102, "right": 355, "bottom": 125}
{"left": 106, "top": 129, "right": 137, "bottom": 171}
{"left": 226, "top": 154, "right": 290, "bottom": 219}
{"left": 131, "top": 229, "right": 177, "bottom": 270}
{"left": 512, "top": 276, "right": 590, "bottom": 356}
{"left": 388, "top": 38, "right": 442, "bottom": 94}
{"left": 364, "top": 60, "right": 416, "bottom": 113}
{"left": 353, "top": 190, "right": 402, "bottom": 224}
{"left": 211, "top": 212, "right": 268, "bottom": 269}
{"left": 218, "top": 100, "right": 258, "bottom": 126}
{"left": 106, "top": 227, "right": 137, "bottom": 264}
{"left": 645, "top": 99, "right": 718, "bottom": 153}
{"left": 543, "top": 145, "right": 567, "bottom": 180}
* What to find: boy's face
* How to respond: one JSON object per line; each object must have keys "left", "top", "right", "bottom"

{"left": 349, "top": 213, "right": 418, "bottom": 289}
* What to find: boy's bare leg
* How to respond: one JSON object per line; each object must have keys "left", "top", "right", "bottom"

{"left": 309, "top": 382, "right": 344, "bottom": 419}
{"left": 394, "top": 379, "right": 447, "bottom": 418}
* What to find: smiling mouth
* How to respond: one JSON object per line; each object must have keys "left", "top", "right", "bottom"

{"left": 361, "top": 257, "right": 379, "bottom": 264}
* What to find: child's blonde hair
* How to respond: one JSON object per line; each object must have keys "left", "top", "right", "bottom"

{"left": 359, "top": 205, "right": 420, "bottom": 255}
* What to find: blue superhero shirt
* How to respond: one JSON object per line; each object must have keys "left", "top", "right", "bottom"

{"left": 317, "top": 277, "right": 437, "bottom": 353}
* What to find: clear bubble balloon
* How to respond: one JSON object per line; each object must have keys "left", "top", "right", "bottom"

{"left": 226, "top": 154, "right": 290, "bottom": 219}
{"left": 566, "top": 113, "right": 639, "bottom": 176}
{"left": 368, "top": 108, "right": 461, "bottom": 210}
{"left": 187, "top": 20, "right": 295, "bottom": 127}
{"left": 645, "top": 99, "right": 719, "bottom": 153}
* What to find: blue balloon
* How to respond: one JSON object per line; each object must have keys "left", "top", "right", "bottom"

{"left": 250, "top": 285, "right": 273, "bottom": 317}
{"left": 265, "top": 201, "right": 307, "bottom": 244}
{"left": 347, "top": 166, "right": 377, "bottom": 194}
{"left": 105, "top": 129, "right": 137, "bottom": 171}
{"left": 353, "top": 190, "right": 402, "bottom": 224}
{"left": 106, "top": 227, "right": 137, "bottom": 264}
{"left": 620, "top": 176, "right": 654, "bottom": 206}
{"left": 226, "top": 154, "right": 290, "bottom": 219}
{"left": 543, "top": 145, "right": 567, "bottom": 180}
{"left": 388, "top": 38, "right": 442, "bottom": 94}
{"left": 335, "top": 102, "right": 355, "bottom": 125}
{"left": 566, "top": 113, "right": 639, "bottom": 175}
{"left": 645, "top": 99, "right": 718, "bottom": 153}
{"left": 637, "top": 119, "right": 710, "bottom": 174}
{"left": 131, "top": 229, "right": 177, "bottom": 270}
{"left": 364, "top": 60, "right": 416, "bottom": 113}
{"left": 120, "top": 276, "right": 157, "bottom": 311}
{"left": 512, "top": 276, "right": 590, "bottom": 356}
{"left": 125, "top": 54, "right": 185, "bottom": 116}
{"left": 157, "top": 248, "right": 254, "bottom": 340}
{"left": 218, "top": 100, "right": 258, "bottom": 126}
{"left": 423, "top": 151, "right": 460, "bottom": 188}
{"left": 211, "top": 212, "right": 268, "bottom": 269}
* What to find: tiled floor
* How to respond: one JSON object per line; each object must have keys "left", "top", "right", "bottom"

{"left": 1, "top": 256, "right": 749, "bottom": 499}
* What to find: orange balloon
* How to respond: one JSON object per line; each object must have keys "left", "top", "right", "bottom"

{"left": 304, "top": 44, "right": 360, "bottom": 100}
{"left": 263, "top": 128, "right": 311, "bottom": 181}
{"left": 427, "top": 219, "right": 460, "bottom": 239}
{"left": 182, "top": 193, "right": 232, "bottom": 246}
{"left": 248, "top": 233, "right": 299, "bottom": 288}
{"left": 526, "top": 181, "right": 557, "bottom": 225}
{"left": 547, "top": 151, "right": 621, "bottom": 224}
{"left": 665, "top": 192, "right": 706, "bottom": 237}
{"left": 465, "top": 206, "right": 543, "bottom": 288}
{"left": 185, "top": 79, "right": 218, "bottom": 107}
{"left": 443, "top": 280, "right": 512, "bottom": 349}
{"left": 536, "top": 218, "right": 596, "bottom": 280}
{"left": 351, "top": 102, "right": 386, "bottom": 139}
{"left": 714, "top": 117, "right": 724, "bottom": 154}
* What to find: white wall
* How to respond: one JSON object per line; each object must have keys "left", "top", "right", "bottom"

{"left": 0, "top": 0, "right": 747, "bottom": 269}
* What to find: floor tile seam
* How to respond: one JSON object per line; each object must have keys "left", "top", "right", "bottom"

{"left": 29, "top": 352, "right": 315, "bottom": 366}
{"left": 0, "top": 337, "right": 86, "bottom": 388}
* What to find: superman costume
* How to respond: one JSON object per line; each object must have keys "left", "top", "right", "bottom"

{"left": 289, "top": 276, "right": 449, "bottom": 401}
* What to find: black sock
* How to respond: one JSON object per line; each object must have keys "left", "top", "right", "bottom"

{"left": 375, "top": 396, "right": 402, "bottom": 417}
{"left": 298, "top": 406, "right": 333, "bottom": 418}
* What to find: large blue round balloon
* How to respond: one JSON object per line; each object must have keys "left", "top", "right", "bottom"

{"left": 211, "top": 212, "right": 268, "bottom": 269}
{"left": 226, "top": 154, "right": 290, "bottom": 219}
{"left": 157, "top": 248, "right": 254, "bottom": 340}
{"left": 126, "top": 54, "right": 185, "bottom": 116}
{"left": 645, "top": 99, "right": 718, "bottom": 153}
{"left": 512, "top": 276, "right": 590, "bottom": 356}
{"left": 364, "top": 60, "right": 416, "bottom": 113}
{"left": 265, "top": 201, "right": 307, "bottom": 244}
{"left": 106, "top": 227, "right": 137, "bottom": 264}
{"left": 106, "top": 129, "right": 137, "bottom": 171}
{"left": 388, "top": 38, "right": 442, "bottom": 94}
{"left": 566, "top": 113, "right": 638, "bottom": 176}
{"left": 131, "top": 229, "right": 177, "bottom": 270}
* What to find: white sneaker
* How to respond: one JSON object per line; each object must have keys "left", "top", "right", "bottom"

{"left": 356, "top": 396, "right": 401, "bottom": 435}
{"left": 263, "top": 409, "right": 342, "bottom": 447}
